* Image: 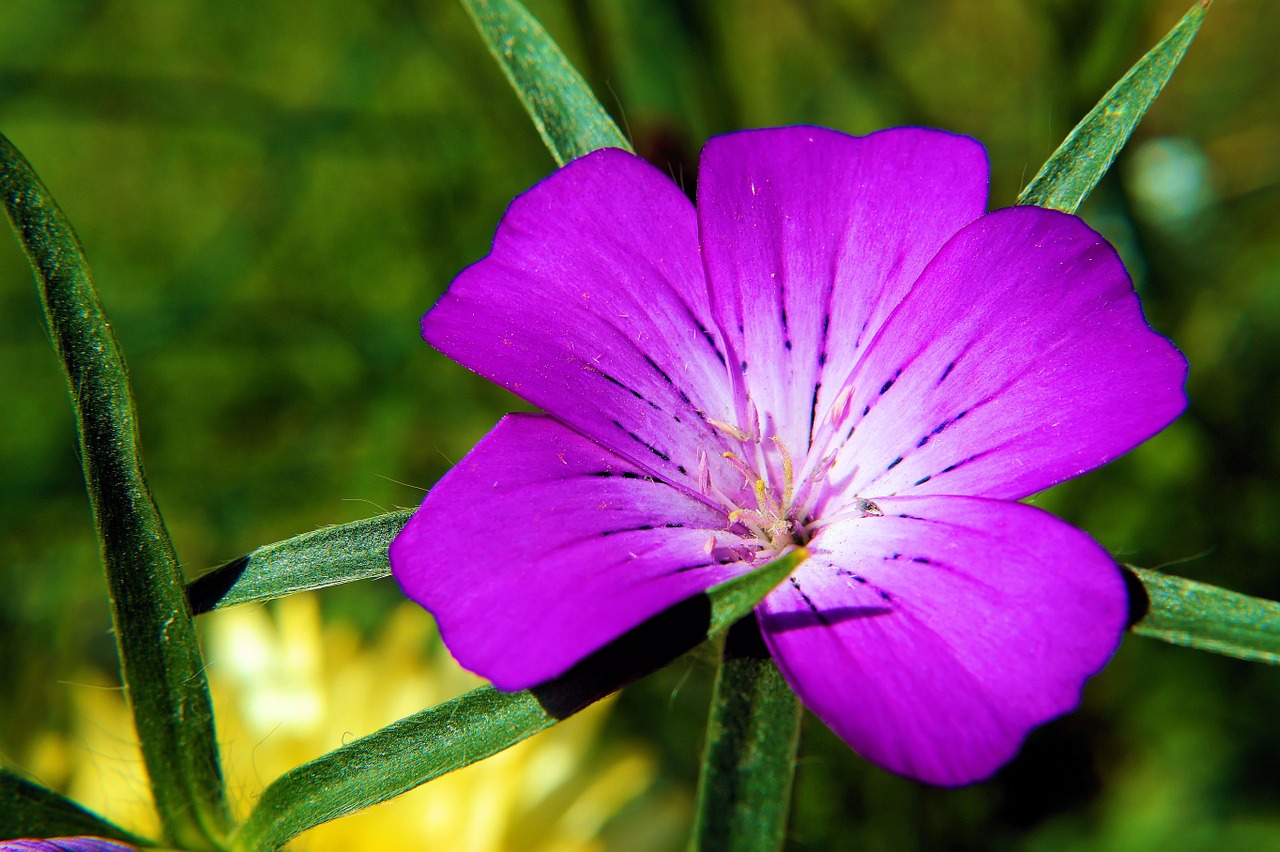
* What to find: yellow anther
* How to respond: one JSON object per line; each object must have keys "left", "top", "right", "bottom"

{"left": 753, "top": 478, "right": 781, "bottom": 517}
{"left": 709, "top": 418, "right": 752, "bottom": 442}
{"left": 723, "top": 451, "right": 757, "bottom": 484}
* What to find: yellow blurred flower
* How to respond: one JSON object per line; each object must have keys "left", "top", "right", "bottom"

{"left": 26, "top": 596, "right": 668, "bottom": 850}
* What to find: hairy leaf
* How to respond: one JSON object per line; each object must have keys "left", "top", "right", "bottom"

{"left": 1132, "top": 566, "right": 1280, "bottom": 665}
{"left": 187, "top": 510, "right": 412, "bottom": 614}
{"left": 0, "top": 769, "right": 149, "bottom": 846}
{"left": 459, "top": 0, "right": 632, "bottom": 165}
{"left": 232, "top": 549, "right": 806, "bottom": 850}
{"left": 0, "top": 133, "right": 231, "bottom": 849}
{"left": 1018, "top": 0, "right": 1211, "bottom": 213}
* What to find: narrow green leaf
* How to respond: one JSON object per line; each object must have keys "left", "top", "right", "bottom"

{"left": 232, "top": 549, "right": 805, "bottom": 850}
{"left": 459, "top": 0, "right": 632, "bottom": 165}
{"left": 707, "top": 548, "right": 807, "bottom": 637}
{"left": 1131, "top": 566, "right": 1280, "bottom": 665}
{"left": 1017, "top": 0, "right": 1211, "bottom": 213}
{"left": 187, "top": 509, "right": 412, "bottom": 614}
{"left": 0, "top": 768, "right": 151, "bottom": 845}
{"left": 0, "top": 133, "right": 232, "bottom": 849}
{"left": 231, "top": 686, "right": 548, "bottom": 852}
{"left": 692, "top": 621, "right": 801, "bottom": 852}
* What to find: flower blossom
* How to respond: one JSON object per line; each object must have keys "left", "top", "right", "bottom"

{"left": 0, "top": 839, "right": 136, "bottom": 851}
{"left": 391, "top": 127, "right": 1186, "bottom": 785}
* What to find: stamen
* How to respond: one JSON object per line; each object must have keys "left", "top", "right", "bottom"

{"left": 828, "top": 384, "right": 854, "bottom": 426}
{"left": 747, "top": 399, "right": 763, "bottom": 442}
{"left": 729, "top": 507, "right": 767, "bottom": 526}
{"left": 728, "top": 510, "right": 770, "bottom": 541}
{"left": 811, "top": 452, "right": 837, "bottom": 482}
{"left": 723, "top": 451, "right": 757, "bottom": 484}
{"left": 708, "top": 418, "right": 752, "bottom": 442}
{"left": 770, "top": 435, "right": 794, "bottom": 508}
{"left": 754, "top": 478, "right": 781, "bottom": 517}
{"left": 710, "top": 429, "right": 810, "bottom": 555}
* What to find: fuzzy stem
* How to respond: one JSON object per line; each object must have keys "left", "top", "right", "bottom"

{"left": 691, "top": 618, "right": 801, "bottom": 851}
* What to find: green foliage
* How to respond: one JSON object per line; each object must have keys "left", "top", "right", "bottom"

{"left": 0, "top": 134, "right": 231, "bottom": 849}
{"left": 186, "top": 509, "right": 411, "bottom": 614}
{"left": 1132, "top": 566, "right": 1280, "bottom": 665}
{"left": 231, "top": 686, "right": 552, "bottom": 852}
{"left": 0, "top": 769, "right": 149, "bottom": 846}
{"left": 459, "top": 0, "right": 633, "bottom": 165}
{"left": 231, "top": 548, "right": 807, "bottom": 850}
{"left": 5, "top": 0, "right": 1280, "bottom": 849}
{"left": 1018, "top": 0, "right": 1211, "bottom": 213}
{"left": 692, "top": 622, "right": 801, "bottom": 852}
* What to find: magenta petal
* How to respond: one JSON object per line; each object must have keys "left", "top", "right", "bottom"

{"left": 757, "top": 495, "right": 1126, "bottom": 786}
{"left": 820, "top": 205, "right": 1187, "bottom": 502}
{"left": 423, "top": 148, "right": 737, "bottom": 489}
{"left": 389, "top": 414, "right": 746, "bottom": 690}
{"left": 696, "top": 126, "right": 988, "bottom": 452}
{"left": 0, "top": 841, "right": 136, "bottom": 852}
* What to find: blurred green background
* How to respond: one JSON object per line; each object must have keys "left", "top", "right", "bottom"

{"left": 2, "top": 0, "right": 1279, "bottom": 849}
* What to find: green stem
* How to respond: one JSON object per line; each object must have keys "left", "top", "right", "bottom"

{"left": 692, "top": 618, "right": 801, "bottom": 852}
{"left": 0, "top": 132, "right": 232, "bottom": 850}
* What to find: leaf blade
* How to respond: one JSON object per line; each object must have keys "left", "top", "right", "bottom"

{"left": 1132, "top": 566, "right": 1280, "bottom": 665}
{"left": 459, "top": 0, "right": 632, "bottom": 165}
{"left": 0, "top": 769, "right": 150, "bottom": 846}
{"left": 233, "top": 549, "right": 805, "bottom": 850}
{"left": 1017, "top": 0, "right": 1211, "bottom": 213}
{"left": 0, "top": 133, "right": 232, "bottom": 849}
{"left": 187, "top": 510, "right": 412, "bottom": 614}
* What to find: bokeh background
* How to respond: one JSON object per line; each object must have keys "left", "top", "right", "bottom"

{"left": 2, "top": 0, "right": 1279, "bottom": 849}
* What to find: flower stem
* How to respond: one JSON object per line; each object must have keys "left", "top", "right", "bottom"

{"left": 691, "top": 618, "right": 801, "bottom": 852}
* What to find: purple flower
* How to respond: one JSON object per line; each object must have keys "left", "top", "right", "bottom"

{"left": 0, "top": 839, "right": 136, "bottom": 852}
{"left": 390, "top": 127, "right": 1186, "bottom": 785}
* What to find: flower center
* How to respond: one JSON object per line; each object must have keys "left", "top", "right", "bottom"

{"left": 703, "top": 418, "right": 883, "bottom": 561}
{"left": 723, "top": 436, "right": 805, "bottom": 551}
{"left": 699, "top": 418, "right": 811, "bottom": 558}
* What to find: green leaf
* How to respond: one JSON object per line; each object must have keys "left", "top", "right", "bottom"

{"left": 187, "top": 510, "right": 412, "bottom": 614}
{"left": 232, "top": 548, "right": 806, "bottom": 851}
{"left": 1017, "top": 0, "right": 1212, "bottom": 213}
{"left": 0, "top": 133, "right": 232, "bottom": 850}
{"left": 1131, "top": 566, "right": 1280, "bottom": 665}
{"left": 459, "top": 0, "right": 632, "bottom": 166}
{"left": 0, "top": 768, "right": 151, "bottom": 845}
{"left": 706, "top": 549, "right": 805, "bottom": 637}
{"left": 692, "top": 621, "right": 801, "bottom": 852}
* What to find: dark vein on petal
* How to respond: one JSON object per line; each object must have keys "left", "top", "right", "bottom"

{"left": 807, "top": 381, "right": 821, "bottom": 447}
{"left": 853, "top": 318, "right": 869, "bottom": 350}
{"left": 600, "top": 524, "right": 657, "bottom": 536}
{"left": 789, "top": 576, "right": 831, "bottom": 626}
{"left": 670, "top": 560, "right": 722, "bottom": 574}
{"left": 695, "top": 318, "right": 728, "bottom": 366}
